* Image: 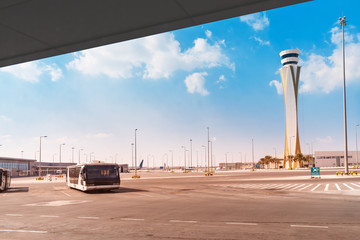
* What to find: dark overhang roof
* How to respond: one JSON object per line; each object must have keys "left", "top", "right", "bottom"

{"left": 0, "top": 0, "right": 310, "bottom": 68}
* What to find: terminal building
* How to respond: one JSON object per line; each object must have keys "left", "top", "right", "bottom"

{"left": 0, "top": 157, "right": 36, "bottom": 176}
{"left": 315, "top": 151, "right": 359, "bottom": 167}
{"left": 0, "top": 157, "right": 129, "bottom": 176}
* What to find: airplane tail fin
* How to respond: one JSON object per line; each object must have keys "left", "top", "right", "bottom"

{"left": 139, "top": 160, "right": 144, "bottom": 169}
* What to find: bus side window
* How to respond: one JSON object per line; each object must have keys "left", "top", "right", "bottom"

{"left": 81, "top": 169, "right": 86, "bottom": 181}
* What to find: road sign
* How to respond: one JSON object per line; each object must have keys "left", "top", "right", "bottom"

{"left": 311, "top": 167, "right": 320, "bottom": 176}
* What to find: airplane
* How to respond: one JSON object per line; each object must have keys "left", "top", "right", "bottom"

{"left": 130, "top": 160, "right": 144, "bottom": 170}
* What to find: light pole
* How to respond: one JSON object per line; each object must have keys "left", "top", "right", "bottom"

{"left": 131, "top": 143, "right": 134, "bottom": 169}
{"left": 169, "top": 150, "right": 173, "bottom": 171}
{"left": 39, "top": 135, "right": 47, "bottom": 177}
{"left": 210, "top": 140, "right": 213, "bottom": 172}
{"left": 207, "top": 127, "right": 210, "bottom": 175}
{"left": 202, "top": 145, "right": 206, "bottom": 169}
{"left": 356, "top": 124, "right": 359, "bottom": 167}
{"left": 225, "top": 152, "right": 229, "bottom": 170}
{"left": 190, "top": 139, "right": 192, "bottom": 169}
{"left": 273, "top": 148, "right": 277, "bottom": 158}
{"left": 59, "top": 143, "right": 65, "bottom": 163}
{"left": 78, "top": 149, "right": 83, "bottom": 164}
{"left": 134, "top": 129, "right": 138, "bottom": 177}
{"left": 339, "top": 16, "right": 349, "bottom": 174}
{"left": 181, "top": 146, "right": 186, "bottom": 172}
{"left": 71, "top": 147, "right": 75, "bottom": 163}
{"left": 196, "top": 150, "right": 199, "bottom": 169}
{"left": 251, "top": 138, "right": 254, "bottom": 169}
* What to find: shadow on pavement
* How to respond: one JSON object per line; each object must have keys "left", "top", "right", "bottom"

{"left": 85, "top": 187, "right": 148, "bottom": 194}
{"left": 5, "top": 187, "right": 29, "bottom": 193}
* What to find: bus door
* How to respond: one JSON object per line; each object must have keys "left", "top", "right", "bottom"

{"left": 80, "top": 168, "right": 86, "bottom": 186}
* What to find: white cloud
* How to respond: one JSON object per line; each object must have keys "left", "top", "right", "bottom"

{"left": 217, "top": 75, "right": 226, "bottom": 83}
{"left": 253, "top": 36, "right": 270, "bottom": 46}
{"left": 1, "top": 61, "right": 63, "bottom": 83}
{"left": 316, "top": 136, "right": 333, "bottom": 144}
{"left": 300, "top": 26, "right": 360, "bottom": 93}
{"left": 67, "top": 32, "right": 234, "bottom": 80}
{"left": 205, "top": 30, "right": 212, "bottom": 38}
{"left": 240, "top": 12, "right": 269, "bottom": 31}
{"left": 0, "top": 134, "right": 12, "bottom": 142}
{"left": 269, "top": 80, "right": 283, "bottom": 95}
{"left": 87, "top": 133, "right": 113, "bottom": 139}
{"left": 0, "top": 115, "right": 11, "bottom": 122}
{"left": 184, "top": 72, "right": 209, "bottom": 96}
{"left": 56, "top": 137, "right": 78, "bottom": 145}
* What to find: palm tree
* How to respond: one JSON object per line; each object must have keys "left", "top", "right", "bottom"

{"left": 294, "top": 153, "right": 305, "bottom": 168}
{"left": 264, "top": 155, "right": 272, "bottom": 169}
{"left": 258, "top": 158, "right": 265, "bottom": 168}
{"left": 287, "top": 155, "right": 294, "bottom": 169}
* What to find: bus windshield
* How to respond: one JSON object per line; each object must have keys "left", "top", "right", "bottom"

{"left": 85, "top": 165, "right": 119, "bottom": 179}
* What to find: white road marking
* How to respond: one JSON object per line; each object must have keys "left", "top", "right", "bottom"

{"left": 270, "top": 184, "right": 286, "bottom": 189}
{"left": 350, "top": 183, "right": 360, "bottom": 188}
{"left": 226, "top": 222, "right": 258, "bottom": 226}
{"left": 40, "top": 215, "right": 59, "bottom": 218}
{"left": 260, "top": 184, "right": 278, "bottom": 189}
{"left": 61, "top": 191, "right": 71, "bottom": 197}
{"left": 0, "top": 229, "right": 47, "bottom": 234}
{"left": 298, "top": 184, "right": 313, "bottom": 191}
{"left": 276, "top": 184, "right": 292, "bottom": 189}
{"left": 290, "top": 184, "right": 305, "bottom": 190}
{"left": 324, "top": 184, "right": 329, "bottom": 191}
{"left": 311, "top": 184, "right": 321, "bottom": 191}
{"left": 283, "top": 184, "right": 299, "bottom": 189}
{"left": 169, "top": 220, "right": 197, "bottom": 223}
{"left": 120, "top": 218, "right": 144, "bottom": 221}
{"left": 335, "top": 184, "right": 341, "bottom": 191}
{"left": 291, "top": 225, "right": 328, "bottom": 229}
{"left": 24, "top": 200, "right": 87, "bottom": 207}
{"left": 343, "top": 183, "right": 354, "bottom": 190}
{"left": 6, "top": 214, "right": 23, "bottom": 217}
{"left": 77, "top": 217, "right": 99, "bottom": 220}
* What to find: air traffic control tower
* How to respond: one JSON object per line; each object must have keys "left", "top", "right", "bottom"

{"left": 279, "top": 49, "right": 302, "bottom": 169}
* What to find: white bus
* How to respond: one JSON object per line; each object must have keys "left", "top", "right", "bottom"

{"left": 0, "top": 168, "right": 11, "bottom": 191}
{"left": 66, "top": 163, "right": 120, "bottom": 191}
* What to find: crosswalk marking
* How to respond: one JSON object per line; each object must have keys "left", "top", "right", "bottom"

{"left": 343, "top": 183, "right": 354, "bottom": 190}
{"left": 298, "top": 184, "right": 313, "bottom": 191}
{"left": 290, "top": 184, "right": 306, "bottom": 190}
{"left": 311, "top": 184, "right": 321, "bottom": 191}
{"left": 283, "top": 184, "right": 299, "bottom": 189}
{"left": 214, "top": 182, "right": 360, "bottom": 193}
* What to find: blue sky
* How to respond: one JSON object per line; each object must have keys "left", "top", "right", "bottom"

{"left": 0, "top": 0, "right": 359, "bottom": 167}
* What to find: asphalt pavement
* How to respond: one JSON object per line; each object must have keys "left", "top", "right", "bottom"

{"left": 1, "top": 169, "right": 360, "bottom": 240}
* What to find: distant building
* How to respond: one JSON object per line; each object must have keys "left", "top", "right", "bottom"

{"left": 0, "top": 157, "right": 36, "bottom": 176}
{"left": 219, "top": 162, "right": 255, "bottom": 170}
{"left": 34, "top": 162, "right": 76, "bottom": 176}
{"left": 315, "top": 151, "right": 360, "bottom": 167}
{"left": 279, "top": 49, "right": 302, "bottom": 169}
{"left": 118, "top": 164, "right": 128, "bottom": 173}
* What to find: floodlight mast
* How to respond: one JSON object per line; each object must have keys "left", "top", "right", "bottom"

{"left": 339, "top": 16, "right": 349, "bottom": 174}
